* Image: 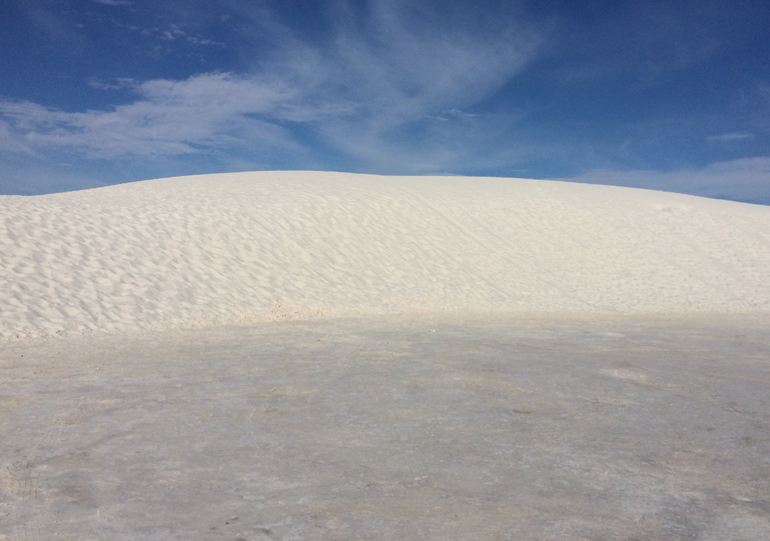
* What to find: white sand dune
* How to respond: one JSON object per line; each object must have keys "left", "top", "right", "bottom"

{"left": 1, "top": 171, "right": 769, "bottom": 339}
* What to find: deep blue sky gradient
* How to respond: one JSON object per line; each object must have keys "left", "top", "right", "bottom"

{"left": 1, "top": 0, "right": 769, "bottom": 202}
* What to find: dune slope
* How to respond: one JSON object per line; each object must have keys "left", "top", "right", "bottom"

{"left": 2, "top": 171, "right": 769, "bottom": 338}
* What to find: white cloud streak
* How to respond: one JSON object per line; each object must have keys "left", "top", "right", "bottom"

{"left": 575, "top": 157, "right": 770, "bottom": 203}
{"left": 87, "top": 77, "right": 137, "bottom": 91}
{"left": 706, "top": 132, "right": 754, "bottom": 142}
{"left": 92, "top": 0, "right": 133, "bottom": 6}
{"left": 0, "top": 73, "right": 301, "bottom": 158}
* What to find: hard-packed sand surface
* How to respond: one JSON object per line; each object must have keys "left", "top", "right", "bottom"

{"left": 2, "top": 316, "right": 769, "bottom": 540}
{"left": 2, "top": 171, "right": 770, "bottom": 339}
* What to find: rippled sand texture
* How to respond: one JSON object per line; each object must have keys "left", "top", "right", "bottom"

{"left": 2, "top": 171, "right": 770, "bottom": 338}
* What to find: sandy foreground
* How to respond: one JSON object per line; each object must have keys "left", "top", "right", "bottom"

{"left": 2, "top": 316, "right": 770, "bottom": 540}
{"left": 2, "top": 172, "right": 770, "bottom": 539}
{"left": 2, "top": 171, "right": 770, "bottom": 339}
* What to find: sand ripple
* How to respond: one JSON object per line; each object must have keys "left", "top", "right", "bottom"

{"left": 2, "top": 171, "right": 769, "bottom": 338}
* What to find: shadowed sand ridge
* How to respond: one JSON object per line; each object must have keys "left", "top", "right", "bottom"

{"left": 2, "top": 171, "right": 769, "bottom": 338}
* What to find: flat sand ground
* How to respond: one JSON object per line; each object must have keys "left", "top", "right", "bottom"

{"left": 2, "top": 315, "right": 769, "bottom": 540}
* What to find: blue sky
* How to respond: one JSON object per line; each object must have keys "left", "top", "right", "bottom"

{"left": 1, "top": 0, "right": 769, "bottom": 203}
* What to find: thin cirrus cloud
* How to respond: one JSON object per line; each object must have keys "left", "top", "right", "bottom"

{"left": 706, "top": 132, "right": 755, "bottom": 143}
{"left": 0, "top": 1, "right": 546, "bottom": 172}
{"left": 0, "top": 73, "right": 300, "bottom": 158}
{"left": 91, "top": 0, "right": 133, "bottom": 6}
{"left": 576, "top": 157, "right": 770, "bottom": 205}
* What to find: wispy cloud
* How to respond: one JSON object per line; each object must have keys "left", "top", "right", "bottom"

{"left": 0, "top": 73, "right": 299, "bottom": 158}
{"left": 0, "top": 119, "right": 33, "bottom": 155}
{"left": 92, "top": 0, "right": 133, "bottom": 6}
{"left": 706, "top": 132, "right": 754, "bottom": 142}
{"left": 279, "top": 0, "right": 546, "bottom": 169}
{"left": 154, "top": 23, "right": 225, "bottom": 47}
{"left": 87, "top": 77, "right": 137, "bottom": 91}
{"left": 574, "top": 157, "right": 770, "bottom": 203}
{"left": 254, "top": 0, "right": 547, "bottom": 170}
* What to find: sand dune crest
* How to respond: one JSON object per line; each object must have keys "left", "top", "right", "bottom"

{"left": 2, "top": 171, "right": 769, "bottom": 338}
